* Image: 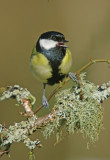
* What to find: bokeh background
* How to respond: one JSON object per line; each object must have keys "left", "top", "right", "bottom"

{"left": 0, "top": 0, "right": 110, "bottom": 160}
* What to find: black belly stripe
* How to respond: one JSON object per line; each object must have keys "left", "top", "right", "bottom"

{"left": 36, "top": 42, "right": 66, "bottom": 85}
{"left": 47, "top": 73, "right": 65, "bottom": 85}
{"left": 46, "top": 48, "right": 66, "bottom": 85}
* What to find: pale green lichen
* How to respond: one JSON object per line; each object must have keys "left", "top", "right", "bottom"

{"left": 43, "top": 72, "right": 108, "bottom": 145}
{"left": 0, "top": 119, "right": 40, "bottom": 152}
{"left": 0, "top": 85, "right": 36, "bottom": 106}
{"left": 0, "top": 72, "right": 110, "bottom": 156}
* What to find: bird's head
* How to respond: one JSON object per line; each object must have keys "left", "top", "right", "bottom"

{"left": 38, "top": 31, "right": 68, "bottom": 50}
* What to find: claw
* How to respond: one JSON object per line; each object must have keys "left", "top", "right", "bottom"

{"left": 69, "top": 72, "right": 78, "bottom": 83}
{"left": 42, "top": 95, "right": 49, "bottom": 108}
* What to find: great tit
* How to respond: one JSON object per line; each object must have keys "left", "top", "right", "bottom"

{"left": 30, "top": 31, "right": 76, "bottom": 107}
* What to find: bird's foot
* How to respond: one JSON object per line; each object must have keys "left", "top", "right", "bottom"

{"left": 42, "top": 96, "right": 49, "bottom": 108}
{"left": 69, "top": 72, "right": 78, "bottom": 83}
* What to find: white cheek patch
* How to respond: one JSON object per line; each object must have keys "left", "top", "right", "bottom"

{"left": 39, "top": 39, "right": 58, "bottom": 50}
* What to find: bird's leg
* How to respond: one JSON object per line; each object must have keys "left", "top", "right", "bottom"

{"left": 42, "top": 83, "right": 49, "bottom": 108}
{"left": 68, "top": 72, "right": 78, "bottom": 83}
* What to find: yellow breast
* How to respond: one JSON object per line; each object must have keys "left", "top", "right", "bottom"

{"left": 30, "top": 52, "right": 52, "bottom": 83}
{"left": 59, "top": 48, "right": 72, "bottom": 74}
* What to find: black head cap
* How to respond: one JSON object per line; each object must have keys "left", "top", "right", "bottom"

{"left": 39, "top": 31, "right": 64, "bottom": 39}
{"left": 38, "top": 31, "right": 68, "bottom": 43}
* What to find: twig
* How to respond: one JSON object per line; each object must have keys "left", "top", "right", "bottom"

{"left": 34, "top": 85, "right": 62, "bottom": 114}
{"left": 34, "top": 59, "right": 110, "bottom": 114}
{"left": 76, "top": 59, "right": 110, "bottom": 74}
{"left": 0, "top": 150, "right": 9, "bottom": 158}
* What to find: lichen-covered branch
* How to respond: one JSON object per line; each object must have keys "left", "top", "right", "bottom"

{"left": 0, "top": 106, "right": 56, "bottom": 158}
{"left": 0, "top": 112, "right": 55, "bottom": 153}
{"left": 43, "top": 73, "right": 110, "bottom": 146}
{"left": 0, "top": 85, "right": 36, "bottom": 117}
{"left": 0, "top": 73, "right": 110, "bottom": 156}
{"left": 0, "top": 59, "right": 110, "bottom": 159}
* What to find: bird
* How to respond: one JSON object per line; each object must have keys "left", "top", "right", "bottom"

{"left": 30, "top": 31, "right": 77, "bottom": 107}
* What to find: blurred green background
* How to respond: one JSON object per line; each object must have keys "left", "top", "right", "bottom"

{"left": 0, "top": 0, "right": 110, "bottom": 160}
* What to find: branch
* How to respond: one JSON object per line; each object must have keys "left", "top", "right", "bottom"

{"left": 43, "top": 73, "right": 110, "bottom": 145}
{"left": 0, "top": 59, "right": 110, "bottom": 159}
{"left": 0, "top": 75, "right": 110, "bottom": 151}
{"left": 0, "top": 111, "right": 55, "bottom": 158}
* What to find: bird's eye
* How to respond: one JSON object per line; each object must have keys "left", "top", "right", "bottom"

{"left": 59, "top": 37, "right": 63, "bottom": 42}
{"left": 52, "top": 36, "right": 56, "bottom": 41}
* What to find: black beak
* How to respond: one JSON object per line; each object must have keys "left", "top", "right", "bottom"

{"left": 64, "top": 39, "right": 69, "bottom": 43}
